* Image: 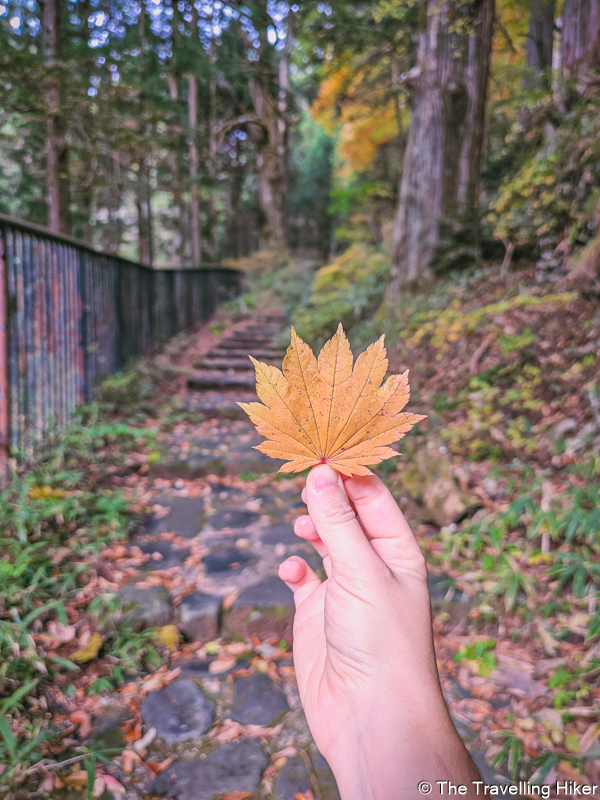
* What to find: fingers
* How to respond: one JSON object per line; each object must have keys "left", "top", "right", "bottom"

{"left": 294, "top": 515, "right": 328, "bottom": 558}
{"left": 305, "top": 464, "right": 382, "bottom": 580}
{"left": 343, "top": 473, "right": 426, "bottom": 578}
{"left": 278, "top": 556, "right": 322, "bottom": 608}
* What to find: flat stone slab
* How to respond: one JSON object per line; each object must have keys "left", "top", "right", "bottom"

{"left": 144, "top": 497, "right": 205, "bottom": 539}
{"left": 149, "top": 452, "right": 225, "bottom": 480}
{"left": 209, "top": 509, "right": 259, "bottom": 530}
{"left": 210, "top": 347, "right": 283, "bottom": 359}
{"left": 195, "top": 357, "right": 280, "bottom": 370}
{"left": 274, "top": 755, "right": 313, "bottom": 800}
{"left": 137, "top": 539, "right": 190, "bottom": 569}
{"left": 118, "top": 584, "right": 174, "bottom": 631}
{"left": 181, "top": 391, "right": 255, "bottom": 420}
{"left": 151, "top": 740, "right": 268, "bottom": 800}
{"left": 203, "top": 547, "right": 252, "bottom": 575}
{"left": 235, "top": 575, "right": 295, "bottom": 609}
{"left": 260, "top": 523, "right": 297, "bottom": 545}
{"left": 223, "top": 447, "right": 283, "bottom": 475}
{"left": 141, "top": 679, "right": 215, "bottom": 745}
{"left": 178, "top": 592, "right": 221, "bottom": 641}
{"left": 223, "top": 575, "right": 295, "bottom": 638}
{"left": 230, "top": 672, "right": 289, "bottom": 726}
{"left": 309, "top": 749, "right": 341, "bottom": 800}
{"left": 188, "top": 371, "right": 255, "bottom": 391}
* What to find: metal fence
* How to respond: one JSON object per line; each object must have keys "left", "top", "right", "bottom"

{"left": 0, "top": 214, "right": 240, "bottom": 462}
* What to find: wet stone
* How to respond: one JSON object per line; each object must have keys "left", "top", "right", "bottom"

{"left": 150, "top": 452, "right": 225, "bottom": 480}
{"left": 235, "top": 575, "right": 294, "bottom": 609}
{"left": 178, "top": 591, "right": 221, "bottom": 641}
{"left": 224, "top": 447, "right": 283, "bottom": 475}
{"left": 144, "top": 497, "right": 206, "bottom": 539}
{"left": 309, "top": 750, "right": 341, "bottom": 800}
{"left": 151, "top": 740, "right": 268, "bottom": 800}
{"left": 117, "top": 584, "right": 174, "bottom": 631}
{"left": 230, "top": 672, "right": 289, "bottom": 726}
{"left": 90, "top": 705, "right": 133, "bottom": 750}
{"left": 209, "top": 509, "right": 259, "bottom": 530}
{"left": 223, "top": 574, "right": 295, "bottom": 638}
{"left": 203, "top": 547, "right": 252, "bottom": 575}
{"left": 137, "top": 539, "right": 190, "bottom": 569}
{"left": 141, "top": 679, "right": 215, "bottom": 745}
{"left": 260, "top": 523, "right": 297, "bottom": 545}
{"left": 273, "top": 755, "right": 313, "bottom": 800}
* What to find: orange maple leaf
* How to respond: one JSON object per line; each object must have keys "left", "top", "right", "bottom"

{"left": 239, "top": 324, "right": 425, "bottom": 477}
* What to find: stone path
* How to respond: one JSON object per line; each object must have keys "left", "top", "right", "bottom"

{"left": 104, "top": 320, "right": 520, "bottom": 799}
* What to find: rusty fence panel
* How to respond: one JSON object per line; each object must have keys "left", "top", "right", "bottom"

{"left": 0, "top": 214, "right": 240, "bottom": 462}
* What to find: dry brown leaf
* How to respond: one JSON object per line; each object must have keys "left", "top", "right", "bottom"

{"left": 221, "top": 793, "right": 252, "bottom": 800}
{"left": 239, "top": 324, "right": 425, "bottom": 476}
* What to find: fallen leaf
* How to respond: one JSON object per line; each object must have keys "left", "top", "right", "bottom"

{"left": 48, "top": 621, "right": 77, "bottom": 644}
{"left": 221, "top": 793, "right": 252, "bottom": 800}
{"left": 146, "top": 757, "right": 174, "bottom": 775}
{"left": 70, "top": 632, "right": 103, "bottom": 664}
{"left": 133, "top": 726, "right": 156, "bottom": 752}
{"left": 222, "top": 591, "right": 240, "bottom": 610}
{"left": 153, "top": 625, "right": 180, "bottom": 652}
{"left": 208, "top": 656, "right": 236, "bottom": 674}
{"left": 121, "top": 749, "right": 141, "bottom": 773}
{"left": 69, "top": 709, "right": 92, "bottom": 737}
{"left": 239, "top": 324, "right": 425, "bottom": 476}
{"left": 296, "top": 792, "right": 315, "bottom": 800}
{"left": 103, "top": 774, "right": 126, "bottom": 797}
{"left": 63, "top": 770, "right": 88, "bottom": 788}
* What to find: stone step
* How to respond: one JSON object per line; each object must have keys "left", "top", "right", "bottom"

{"left": 194, "top": 357, "right": 280, "bottom": 370}
{"left": 208, "top": 348, "right": 284, "bottom": 360}
{"left": 215, "top": 339, "right": 283, "bottom": 351}
{"left": 181, "top": 391, "right": 256, "bottom": 419}
{"left": 187, "top": 371, "right": 256, "bottom": 391}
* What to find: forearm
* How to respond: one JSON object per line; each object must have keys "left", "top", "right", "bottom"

{"left": 327, "top": 696, "right": 481, "bottom": 800}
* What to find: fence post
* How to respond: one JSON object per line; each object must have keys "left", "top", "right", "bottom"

{"left": 0, "top": 227, "right": 9, "bottom": 472}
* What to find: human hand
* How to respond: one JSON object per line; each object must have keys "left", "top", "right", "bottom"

{"left": 278, "top": 464, "right": 480, "bottom": 800}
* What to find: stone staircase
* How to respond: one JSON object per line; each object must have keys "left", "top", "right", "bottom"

{"left": 98, "top": 320, "right": 520, "bottom": 800}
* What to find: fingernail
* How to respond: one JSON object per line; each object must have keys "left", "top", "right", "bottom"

{"left": 312, "top": 464, "right": 340, "bottom": 492}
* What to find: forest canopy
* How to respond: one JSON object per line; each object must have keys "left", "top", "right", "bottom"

{"left": 1, "top": 0, "right": 600, "bottom": 293}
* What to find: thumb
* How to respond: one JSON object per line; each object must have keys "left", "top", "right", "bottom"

{"left": 305, "top": 464, "right": 382, "bottom": 580}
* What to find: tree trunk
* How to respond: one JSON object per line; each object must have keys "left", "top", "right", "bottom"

{"left": 188, "top": 74, "right": 202, "bottom": 266}
{"left": 208, "top": 45, "right": 219, "bottom": 262}
{"left": 137, "top": 157, "right": 152, "bottom": 266}
{"left": 41, "top": 0, "right": 70, "bottom": 233}
{"left": 387, "top": 0, "right": 495, "bottom": 301}
{"left": 247, "top": 12, "right": 292, "bottom": 249}
{"left": 562, "top": 0, "right": 600, "bottom": 75}
{"left": 167, "top": 73, "right": 185, "bottom": 267}
{"left": 526, "top": 0, "right": 555, "bottom": 87}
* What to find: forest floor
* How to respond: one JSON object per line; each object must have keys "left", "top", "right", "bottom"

{"left": 2, "top": 262, "right": 600, "bottom": 800}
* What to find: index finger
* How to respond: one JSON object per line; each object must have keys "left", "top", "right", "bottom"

{"left": 343, "top": 474, "right": 427, "bottom": 579}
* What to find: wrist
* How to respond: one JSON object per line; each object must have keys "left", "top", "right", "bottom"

{"left": 326, "top": 692, "right": 478, "bottom": 800}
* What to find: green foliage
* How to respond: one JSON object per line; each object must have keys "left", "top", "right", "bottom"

{"left": 454, "top": 639, "right": 497, "bottom": 676}
{"left": 487, "top": 91, "right": 600, "bottom": 255}
{"left": 294, "top": 243, "right": 389, "bottom": 342}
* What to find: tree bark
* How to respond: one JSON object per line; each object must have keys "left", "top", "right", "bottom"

{"left": 526, "top": 0, "right": 555, "bottom": 87}
{"left": 562, "top": 0, "right": 600, "bottom": 74}
{"left": 167, "top": 73, "right": 185, "bottom": 267}
{"left": 387, "top": 0, "right": 495, "bottom": 301}
{"left": 41, "top": 0, "right": 70, "bottom": 233}
{"left": 188, "top": 74, "right": 202, "bottom": 266}
{"left": 247, "top": 13, "right": 292, "bottom": 249}
{"left": 137, "top": 157, "right": 153, "bottom": 266}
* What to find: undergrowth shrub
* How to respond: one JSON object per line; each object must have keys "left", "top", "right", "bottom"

{"left": 294, "top": 242, "right": 389, "bottom": 342}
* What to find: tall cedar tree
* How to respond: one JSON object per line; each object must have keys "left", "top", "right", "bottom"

{"left": 387, "top": 0, "right": 494, "bottom": 298}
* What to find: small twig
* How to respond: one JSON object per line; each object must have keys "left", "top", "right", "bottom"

{"left": 23, "top": 753, "right": 89, "bottom": 777}
{"left": 469, "top": 335, "right": 493, "bottom": 375}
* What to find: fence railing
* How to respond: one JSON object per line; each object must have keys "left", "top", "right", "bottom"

{"left": 0, "top": 213, "right": 241, "bottom": 463}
